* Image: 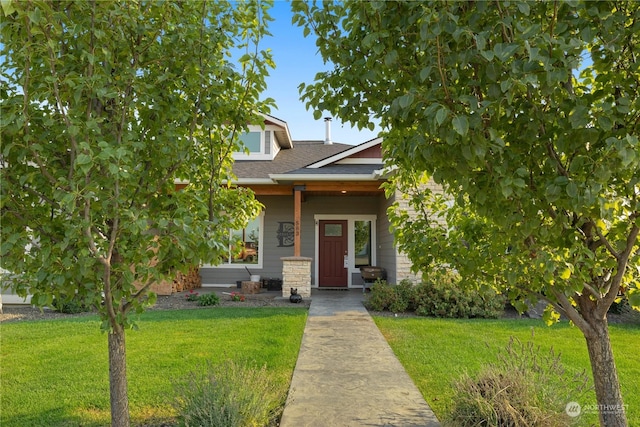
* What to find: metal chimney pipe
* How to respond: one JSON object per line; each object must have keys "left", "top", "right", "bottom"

{"left": 324, "top": 117, "right": 332, "bottom": 145}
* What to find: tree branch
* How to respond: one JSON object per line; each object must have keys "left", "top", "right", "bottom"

{"left": 582, "top": 282, "right": 602, "bottom": 300}
{"left": 597, "top": 221, "right": 639, "bottom": 318}
{"left": 545, "top": 141, "right": 569, "bottom": 177}
{"left": 548, "top": 1, "right": 558, "bottom": 55}
{"left": 435, "top": 35, "right": 451, "bottom": 102}
{"left": 588, "top": 218, "right": 620, "bottom": 259}
{"left": 40, "top": 15, "right": 79, "bottom": 185}
{"left": 550, "top": 288, "right": 594, "bottom": 336}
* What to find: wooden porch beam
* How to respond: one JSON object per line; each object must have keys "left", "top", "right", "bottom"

{"left": 294, "top": 188, "right": 302, "bottom": 256}
{"left": 299, "top": 182, "right": 384, "bottom": 192}
{"left": 242, "top": 185, "right": 293, "bottom": 196}
{"left": 241, "top": 181, "right": 383, "bottom": 195}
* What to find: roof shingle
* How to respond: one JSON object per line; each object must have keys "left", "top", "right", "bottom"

{"left": 233, "top": 141, "right": 353, "bottom": 179}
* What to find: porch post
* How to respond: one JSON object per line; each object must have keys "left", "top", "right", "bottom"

{"left": 293, "top": 186, "right": 303, "bottom": 257}
{"left": 281, "top": 256, "right": 312, "bottom": 298}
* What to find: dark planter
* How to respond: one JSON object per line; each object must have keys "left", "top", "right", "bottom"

{"left": 266, "top": 278, "right": 282, "bottom": 291}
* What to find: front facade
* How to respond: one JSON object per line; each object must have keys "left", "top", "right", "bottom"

{"left": 199, "top": 115, "right": 420, "bottom": 291}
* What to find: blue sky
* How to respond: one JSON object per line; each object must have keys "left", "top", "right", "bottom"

{"left": 260, "top": 1, "right": 380, "bottom": 145}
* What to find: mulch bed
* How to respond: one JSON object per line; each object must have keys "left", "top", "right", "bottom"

{"left": 0, "top": 287, "right": 310, "bottom": 323}
{"left": 2, "top": 288, "right": 638, "bottom": 325}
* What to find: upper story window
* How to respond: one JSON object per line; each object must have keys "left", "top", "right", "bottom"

{"left": 233, "top": 127, "right": 277, "bottom": 160}
{"left": 239, "top": 132, "right": 262, "bottom": 153}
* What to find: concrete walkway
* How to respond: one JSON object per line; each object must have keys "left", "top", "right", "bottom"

{"left": 280, "top": 289, "right": 440, "bottom": 427}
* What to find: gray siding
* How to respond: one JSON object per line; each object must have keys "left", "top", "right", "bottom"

{"left": 377, "top": 192, "right": 397, "bottom": 284}
{"left": 200, "top": 194, "right": 382, "bottom": 286}
{"left": 200, "top": 196, "right": 295, "bottom": 285}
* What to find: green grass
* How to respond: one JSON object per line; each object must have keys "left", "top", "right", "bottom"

{"left": 373, "top": 316, "right": 640, "bottom": 426}
{"left": 1, "top": 307, "right": 308, "bottom": 426}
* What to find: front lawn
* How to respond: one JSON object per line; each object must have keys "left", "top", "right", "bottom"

{"left": 374, "top": 316, "right": 639, "bottom": 426}
{"left": 1, "top": 307, "right": 308, "bottom": 426}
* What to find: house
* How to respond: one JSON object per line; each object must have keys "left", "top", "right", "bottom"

{"left": 0, "top": 114, "right": 427, "bottom": 304}
{"left": 199, "top": 114, "right": 425, "bottom": 297}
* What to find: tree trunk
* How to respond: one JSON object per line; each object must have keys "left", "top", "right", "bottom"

{"left": 583, "top": 315, "right": 628, "bottom": 426}
{"left": 108, "top": 327, "right": 130, "bottom": 427}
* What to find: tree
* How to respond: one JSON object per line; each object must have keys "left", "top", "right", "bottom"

{"left": 292, "top": 1, "right": 638, "bottom": 425}
{"left": 0, "top": 1, "right": 274, "bottom": 425}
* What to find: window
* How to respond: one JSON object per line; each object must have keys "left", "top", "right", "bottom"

{"left": 324, "top": 223, "right": 343, "bottom": 237}
{"left": 233, "top": 128, "right": 279, "bottom": 160}
{"left": 222, "top": 214, "right": 262, "bottom": 266}
{"left": 238, "top": 131, "right": 261, "bottom": 153}
{"left": 354, "top": 220, "right": 371, "bottom": 267}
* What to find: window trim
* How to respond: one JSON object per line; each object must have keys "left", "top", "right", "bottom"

{"left": 201, "top": 212, "right": 264, "bottom": 269}
{"left": 232, "top": 126, "right": 280, "bottom": 161}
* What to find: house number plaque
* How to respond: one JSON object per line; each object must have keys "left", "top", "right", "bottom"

{"left": 277, "top": 222, "right": 295, "bottom": 247}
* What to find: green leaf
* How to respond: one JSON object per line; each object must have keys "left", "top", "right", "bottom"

{"left": 543, "top": 305, "right": 560, "bottom": 326}
{"left": 500, "top": 183, "right": 513, "bottom": 198}
{"left": 398, "top": 93, "right": 414, "bottom": 109}
{"left": 597, "top": 115, "right": 613, "bottom": 131}
{"left": 76, "top": 153, "right": 91, "bottom": 165}
{"left": 493, "top": 43, "right": 519, "bottom": 62}
{"left": 452, "top": 115, "right": 469, "bottom": 136}
{"left": 108, "top": 163, "right": 120, "bottom": 175}
{"left": 435, "top": 107, "right": 448, "bottom": 126}
{"left": 419, "top": 67, "right": 431, "bottom": 82}
{"left": 1, "top": 0, "right": 16, "bottom": 16}
{"left": 566, "top": 181, "right": 578, "bottom": 198}
{"left": 480, "top": 50, "right": 495, "bottom": 61}
{"left": 28, "top": 8, "right": 43, "bottom": 24}
{"left": 569, "top": 105, "right": 589, "bottom": 129}
{"left": 517, "top": 2, "right": 530, "bottom": 15}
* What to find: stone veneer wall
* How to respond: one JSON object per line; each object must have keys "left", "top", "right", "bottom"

{"left": 281, "top": 256, "right": 312, "bottom": 298}
{"left": 392, "top": 180, "right": 446, "bottom": 284}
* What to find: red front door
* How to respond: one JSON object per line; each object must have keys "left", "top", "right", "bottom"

{"left": 318, "top": 220, "right": 348, "bottom": 287}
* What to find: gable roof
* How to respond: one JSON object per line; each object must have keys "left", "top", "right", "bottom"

{"left": 233, "top": 141, "right": 352, "bottom": 181}
{"left": 306, "top": 137, "right": 383, "bottom": 168}
{"left": 232, "top": 137, "right": 385, "bottom": 185}
{"left": 261, "top": 113, "right": 293, "bottom": 149}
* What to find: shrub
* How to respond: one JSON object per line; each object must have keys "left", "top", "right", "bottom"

{"left": 173, "top": 359, "right": 284, "bottom": 427}
{"left": 364, "top": 280, "right": 395, "bottom": 311}
{"left": 366, "top": 272, "right": 504, "bottom": 318}
{"left": 609, "top": 294, "right": 631, "bottom": 315}
{"left": 413, "top": 271, "right": 504, "bottom": 319}
{"left": 364, "top": 279, "right": 415, "bottom": 313}
{"left": 230, "top": 292, "right": 246, "bottom": 302}
{"left": 445, "top": 337, "right": 591, "bottom": 427}
{"left": 389, "top": 279, "right": 415, "bottom": 313}
{"left": 185, "top": 290, "right": 200, "bottom": 302}
{"left": 51, "top": 294, "right": 92, "bottom": 314}
{"left": 197, "top": 293, "right": 220, "bottom": 306}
